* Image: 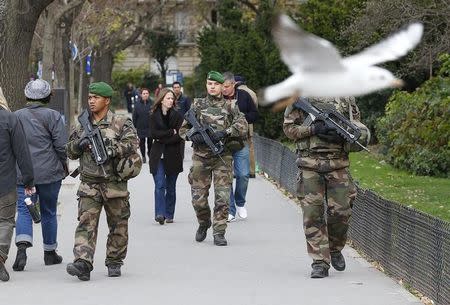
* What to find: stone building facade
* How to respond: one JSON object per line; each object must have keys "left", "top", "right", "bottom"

{"left": 114, "top": 0, "right": 217, "bottom": 81}
{"left": 114, "top": 0, "right": 301, "bottom": 82}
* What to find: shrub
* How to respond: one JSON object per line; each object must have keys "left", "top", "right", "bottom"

{"left": 111, "top": 66, "right": 159, "bottom": 109}
{"left": 376, "top": 54, "right": 450, "bottom": 177}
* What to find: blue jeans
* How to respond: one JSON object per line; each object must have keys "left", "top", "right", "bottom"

{"left": 229, "top": 144, "right": 250, "bottom": 216}
{"left": 16, "top": 181, "right": 62, "bottom": 251}
{"left": 152, "top": 160, "right": 178, "bottom": 220}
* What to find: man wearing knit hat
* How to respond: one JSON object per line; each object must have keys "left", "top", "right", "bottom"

{"left": 66, "top": 81, "right": 140, "bottom": 281}
{"left": 13, "top": 79, "right": 67, "bottom": 272}
{"left": 179, "top": 71, "right": 248, "bottom": 246}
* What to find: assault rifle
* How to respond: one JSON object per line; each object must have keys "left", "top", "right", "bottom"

{"left": 294, "top": 98, "right": 369, "bottom": 152}
{"left": 184, "top": 109, "right": 226, "bottom": 163}
{"left": 73, "top": 109, "right": 109, "bottom": 176}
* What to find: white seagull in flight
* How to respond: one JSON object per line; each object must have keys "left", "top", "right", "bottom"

{"left": 262, "top": 14, "right": 423, "bottom": 110}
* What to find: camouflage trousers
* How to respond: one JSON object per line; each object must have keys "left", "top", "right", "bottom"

{"left": 188, "top": 154, "right": 233, "bottom": 235}
{"left": 297, "top": 167, "right": 356, "bottom": 267}
{"left": 73, "top": 182, "right": 130, "bottom": 269}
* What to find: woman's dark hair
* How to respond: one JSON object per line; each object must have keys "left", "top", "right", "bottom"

{"left": 141, "top": 87, "right": 150, "bottom": 94}
{"left": 151, "top": 88, "right": 176, "bottom": 113}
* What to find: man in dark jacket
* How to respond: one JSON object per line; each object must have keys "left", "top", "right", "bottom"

{"left": 222, "top": 72, "right": 259, "bottom": 222}
{"left": 124, "top": 83, "right": 138, "bottom": 113}
{"left": 0, "top": 87, "right": 34, "bottom": 282}
{"left": 234, "top": 75, "right": 258, "bottom": 178}
{"left": 172, "top": 81, "right": 191, "bottom": 117}
{"left": 132, "top": 88, "right": 153, "bottom": 163}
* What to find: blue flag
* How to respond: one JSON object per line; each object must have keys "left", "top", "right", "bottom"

{"left": 86, "top": 52, "right": 92, "bottom": 76}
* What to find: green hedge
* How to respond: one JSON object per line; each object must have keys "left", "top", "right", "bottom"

{"left": 376, "top": 55, "right": 450, "bottom": 177}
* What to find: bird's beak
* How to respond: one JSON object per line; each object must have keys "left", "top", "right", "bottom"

{"left": 391, "top": 79, "right": 405, "bottom": 88}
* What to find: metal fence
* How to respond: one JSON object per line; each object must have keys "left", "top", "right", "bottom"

{"left": 254, "top": 134, "right": 449, "bottom": 305}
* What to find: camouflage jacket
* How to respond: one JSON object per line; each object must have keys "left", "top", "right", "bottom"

{"left": 179, "top": 95, "right": 248, "bottom": 158}
{"left": 283, "top": 97, "right": 369, "bottom": 172}
{"left": 66, "top": 110, "right": 139, "bottom": 184}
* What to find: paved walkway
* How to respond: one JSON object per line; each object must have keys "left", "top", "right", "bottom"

{"left": 0, "top": 147, "right": 421, "bottom": 305}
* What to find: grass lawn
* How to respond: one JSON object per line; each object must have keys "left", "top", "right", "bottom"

{"left": 349, "top": 151, "right": 450, "bottom": 222}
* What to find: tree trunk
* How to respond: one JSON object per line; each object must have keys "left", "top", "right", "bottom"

{"left": 158, "top": 60, "right": 167, "bottom": 81}
{"left": 92, "top": 50, "right": 114, "bottom": 84}
{"left": 41, "top": 0, "right": 85, "bottom": 86}
{"left": 41, "top": 7, "right": 57, "bottom": 83}
{"left": 0, "top": 0, "right": 54, "bottom": 110}
{"left": 69, "top": 57, "right": 76, "bottom": 125}
{"left": 77, "top": 58, "right": 83, "bottom": 114}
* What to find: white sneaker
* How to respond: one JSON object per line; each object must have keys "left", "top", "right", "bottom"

{"left": 236, "top": 206, "right": 247, "bottom": 219}
{"left": 227, "top": 214, "right": 236, "bottom": 222}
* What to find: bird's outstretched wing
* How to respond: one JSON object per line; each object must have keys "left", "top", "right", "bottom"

{"left": 343, "top": 23, "right": 423, "bottom": 67}
{"left": 272, "top": 14, "right": 345, "bottom": 73}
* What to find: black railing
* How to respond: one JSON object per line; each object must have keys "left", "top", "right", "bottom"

{"left": 254, "top": 134, "right": 449, "bottom": 305}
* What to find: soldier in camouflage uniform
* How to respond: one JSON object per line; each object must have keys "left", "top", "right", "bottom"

{"left": 283, "top": 96, "right": 370, "bottom": 278}
{"left": 66, "top": 82, "right": 140, "bottom": 281}
{"left": 179, "top": 71, "right": 248, "bottom": 246}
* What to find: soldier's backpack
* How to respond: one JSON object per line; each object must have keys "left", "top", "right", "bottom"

{"left": 111, "top": 115, "right": 142, "bottom": 181}
{"left": 223, "top": 99, "right": 246, "bottom": 153}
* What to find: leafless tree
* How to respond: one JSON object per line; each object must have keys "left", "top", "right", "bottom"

{"left": 0, "top": 0, "right": 55, "bottom": 110}
{"left": 343, "top": 0, "right": 450, "bottom": 78}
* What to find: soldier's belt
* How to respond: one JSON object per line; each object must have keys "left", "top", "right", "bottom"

{"left": 80, "top": 175, "right": 114, "bottom": 184}
{"left": 297, "top": 151, "right": 346, "bottom": 160}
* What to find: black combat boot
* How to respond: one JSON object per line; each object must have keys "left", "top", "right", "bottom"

{"left": 44, "top": 250, "right": 63, "bottom": 265}
{"left": 0, "top": 259, "right": 9, "bottom": 282}
{"left": 66, "top": 260, "right": 91, "bottom": 281}
{"left": 310, "top": 262, "right": 329, "bottom": 278}
{"left": 213, "top": 233, "right": 227, "bottom": 246}
{"left": 331, "top": 251, "right": 346, "bottom": 271}
{"left": 107, "top": 264, "right": 122, "bottom": 277}
{"left": 195, "top": 221, "right": 211, "bottom": 242}
{"left": 12, "top": 242, "right": 29, "bottom": 271}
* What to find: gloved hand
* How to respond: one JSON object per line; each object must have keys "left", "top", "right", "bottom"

{"left": 310, "top": 120, "right": 333, "bottom": 135}
{"left": 210, "top": 130, "right": 228, "bottom": 143}
{"left": 189, "top": 133, "right": 205, "bottom": 145}
{"left": 294, "top": 118, "right": 303, "bottom": 125}
{"left": 78, "top": 138, "right": 91, "bottom": 151}
{"left": 317, "top": 130, "right": 345, "bottom": 144}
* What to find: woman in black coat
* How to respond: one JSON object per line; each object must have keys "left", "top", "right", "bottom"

{"left": 132, "top": 88, "right": 153, "bottom": 163}
{"left": 149, "top": 88, "right": 184, "bottom": 225}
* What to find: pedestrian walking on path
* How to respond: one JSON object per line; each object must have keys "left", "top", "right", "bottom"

{"left": 0, "top": 87, "right": 35, "bottom": 282}
{"left": 149, "top": 88, "right": 184, "bottom": 225}
{"left": 65, "top": 82, "right": 141, "bottom": 281}
{"left": 222, "top": 72, "right": 258, "bottom": 222}
{"left": 179, "top": 71, "right": 248, "bottom": 246}
{"left": 13, "top": 79, "right": 67, "bottom": 272}
{"left": 283, "top": 96, "right": 370, "bottom": 278}
{"left": 133, "top": 88, "right": 153, "bottom": 163}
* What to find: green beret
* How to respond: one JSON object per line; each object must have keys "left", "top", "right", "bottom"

{"left": 89, "top": 82, "right": 113, "bottom": 97}
{"left": 207, "top": 71, "right": 224, "bottom": 84}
